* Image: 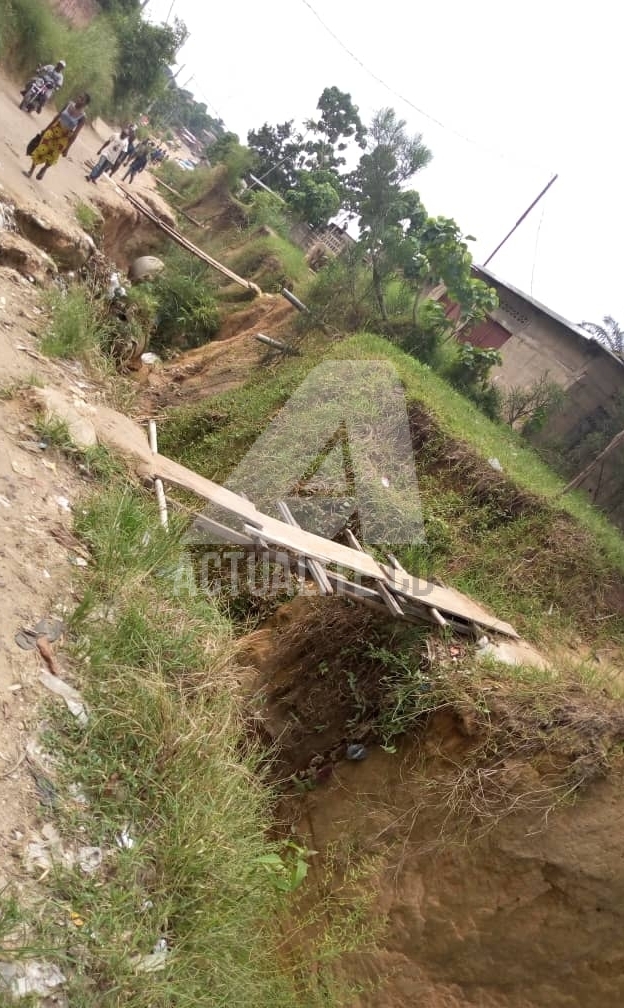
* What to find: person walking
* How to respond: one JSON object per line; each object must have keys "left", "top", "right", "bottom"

{"left": 110, "top": 124, "right": 136, "bottom": 175}
{"left": 25, "top": 93, "right": 90, "bottom": 181}
{"left": 87, "top": 130, "right": 128, "bottom": 183}
{"left": 122, "top": 142, "right": 152, "bottom": 185}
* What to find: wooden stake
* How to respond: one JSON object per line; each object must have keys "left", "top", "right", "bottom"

{"left": 559, "top": 428, "right": 624, "bottom": 495}
{"left": 148, "top": 421, "right": 169, "bottom": 529}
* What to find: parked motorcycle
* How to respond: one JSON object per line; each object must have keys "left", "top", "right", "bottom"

{"left": 19, "top": 73, "right": 55, "bottom": 114}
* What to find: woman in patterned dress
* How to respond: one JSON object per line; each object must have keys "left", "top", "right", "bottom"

{"left": 26, "top": 93, "right": 91, "bottom": 181}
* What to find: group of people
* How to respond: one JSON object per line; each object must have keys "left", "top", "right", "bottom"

{"left": 24, "top": 56, "right": 168, "bottom": 186}
{"left": 86, "top": 126, "right": 154, "bottom": 185}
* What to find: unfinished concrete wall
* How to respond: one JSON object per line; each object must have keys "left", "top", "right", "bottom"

{"left": 466, "top": 272, "right": 624, "bottom": 529}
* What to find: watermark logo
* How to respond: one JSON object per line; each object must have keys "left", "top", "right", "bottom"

{"left": 179, "top": 359, "right": 425, "bottom": 597}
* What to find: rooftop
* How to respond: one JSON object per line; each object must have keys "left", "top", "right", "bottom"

{"left": 473, "top": 264, "right": 624, "bottom": 369}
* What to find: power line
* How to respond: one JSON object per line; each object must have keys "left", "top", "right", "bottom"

{"left": 299, "top": 0, "right": 552, "bottom": 173}
{"left": 530, "top": 206, "right": 546, "bottom": 296}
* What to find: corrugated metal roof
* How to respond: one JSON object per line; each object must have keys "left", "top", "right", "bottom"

{"left": 473, "top": 265, "right": 624, "bottom": 370}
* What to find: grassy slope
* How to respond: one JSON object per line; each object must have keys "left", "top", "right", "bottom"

{"left": 158, "top": 331, "right": 624, "bottom": 646}
{"left": 0, "top": 484, "right": 357, "bottom": 1007}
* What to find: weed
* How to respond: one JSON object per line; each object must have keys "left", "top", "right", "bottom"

{"left": 1, "top": 0, "right": 118, "bottom": 116}
{"left": 41, "top": 286, "right": 112, "bottom": 360}
{"left": 151, "top": 249, "right": 220, "bottom": 350}
{"left": 33, "top": 413, "right": 124, "bottom": 481}
{"left": 0, "top": 374, "right": 45, "bottom": 400}
{"left": 1, "top": 484, "right": 373, "bottom": 1006}
{"left": 226, "top": 234, "right": 309, "bottom": 292}
{"left": 74, "top": 201, "right": 101, "bottom": 238}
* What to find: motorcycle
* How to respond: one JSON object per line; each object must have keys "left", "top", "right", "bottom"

{"left": 19, "top": 73, "right": 55, "bottom": 114}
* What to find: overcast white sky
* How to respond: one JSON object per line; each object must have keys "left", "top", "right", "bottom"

{"left": 146, "top": 0, "right": 622, "bottom": 327}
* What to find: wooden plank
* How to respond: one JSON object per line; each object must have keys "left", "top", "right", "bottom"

{"left": 277, "top": 501, "right": 333, "bottom": 595}
{"left": 384, "top": 568, "right": 519, "bottom": 639}
{"left": 143, "top": 453, "right": 519, "bottom": 638}
{"left": 343, "top": 529, "right": 404, "bottom": 618}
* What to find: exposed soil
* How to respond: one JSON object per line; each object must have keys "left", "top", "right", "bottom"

{"left": 2, "top": 64, "right": 624, "bottom": 1008}
{"left": 243, "top": 594, "right": 624, "bottom": 1007}
{"left": 137, "top": 294, "right": 296, "bottom": 412}
{"left": 0, "top": 68, "right": 167, "bottom": 907}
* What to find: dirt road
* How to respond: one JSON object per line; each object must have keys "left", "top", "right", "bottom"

{"left": 0, "top": 69, "right": 114, "bottom": 899}
{"left": 0, "top": 67, "right": 154, "bottom": 214}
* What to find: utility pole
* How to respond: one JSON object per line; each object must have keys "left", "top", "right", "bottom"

{"left": 483, "top": 174, "right": 558, "bottom": 268}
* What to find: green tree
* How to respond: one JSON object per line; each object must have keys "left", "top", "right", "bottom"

{"left": 286, "top": 169, "right": 341, "bottom": 228}
{"left": 345, "top": 108, "right": 432, "bottom": 319}
{"left": 302, "top": 85, "right": 366, "bottom": 171}
{"left": 111, "top": 12, "right": 187, "bottom": 109}
{"left": 580, "top": 315, "right": 624, "bottom": 358}
{"left": 246, "top": 120, "right": 304, "bottom": 193}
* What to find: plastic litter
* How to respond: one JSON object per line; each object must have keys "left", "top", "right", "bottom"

{"left": 69, "top": 555, "right": 88, "bottom": 567}
{"left": 346, "top": 743, "right": 368, "bottom": 761}
{"left": 78, "top": 846, "right": 103, "bottom": 875}
{"left": 133, "top": 939, "right": 170, "bottom": 974}
{"left": 55, "top": 495, "right": 71, "bottom": 512}
{"left": 15, "top": 618, "right": 64, "bottom": 651}
{"left": 488, "top": 457, "right": 503, "bottom": 473}
{"left": 39, "top": 669, "right": 88, "bottom": 726}
{"left": 140, "top": 352, "right": 161, "bottom": 365}
{"left": 0, "top": 959, "right": 66, "bottom": 1000}
{"left": 116, "top": 826, "right": 135, "bottom": 850}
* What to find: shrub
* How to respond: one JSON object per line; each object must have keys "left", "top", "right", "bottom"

{"left": 42, "top": 286, "right": 113, "bottom": 359}
{"left": 303, "top": 248, "right": 376, "bottom": 330}
{"left": 227, "top": 234, "right": 308, "bottom": 292}
{"left": 244, "top": 190, "right": 291, "bottom": 237}
{"left": 151, "top": 253, "right": 220, "bottom": 349}
{"left": 397, "top": 298, "right": 449, "bottom": 364}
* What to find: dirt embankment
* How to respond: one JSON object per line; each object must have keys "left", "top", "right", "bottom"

{"left": 244, "top": 596, "right": 624, "bottom": 1008}
{"left": 3, "top": 66, "right": 624, "bottom": 1008}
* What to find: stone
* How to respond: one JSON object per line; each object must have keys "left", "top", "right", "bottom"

{"left": 13, "top": 208, "right": 94, "bottom": 270}
{"left": 0, "top": 232, "right": 57, "bottom": 285}
{"left": 128, "top": 255, "right": 165, "bottom": 282}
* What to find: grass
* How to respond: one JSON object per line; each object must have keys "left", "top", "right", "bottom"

{"left": 341, "top": 334, "right": 624, "bottom": 573}
{"left": 158, "top": 331, "right": 624, "bottom": 648}
{"left": 225, "top": 234, "right": 310, "bottom": 293}
{"left": 33, "top": 414, "right": 124, "bottom": 480}
{"left": 41, "top": 286, "right": 112, "bottom": 360}
{"left": 0, "top": 0, "right": 118, "bottom": 117}
{"left": 0, "top": 484, "right": 374, "bottom": 1006}
{"left": 74, "top": 201, "right": 102, "bottom": 239}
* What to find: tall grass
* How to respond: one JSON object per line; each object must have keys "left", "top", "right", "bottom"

{"left": 2, "top": 484, "right": 367, "bottom": 1006}
{"left": 226, "top": 234, "right": 310, "bottom": 291}
{"left": 41, "top": 286, "right": 113, "bottom": 359}
{"left": 1, "top": 0, "right": 118, "bottom": 117}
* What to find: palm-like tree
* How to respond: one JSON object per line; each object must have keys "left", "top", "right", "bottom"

{"left": 580, "top": 315, "right": 624, "bottom": 357}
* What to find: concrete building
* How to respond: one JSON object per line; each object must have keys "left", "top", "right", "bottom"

{"left": 447, "top": 265, "right": 624, "bottom": 525}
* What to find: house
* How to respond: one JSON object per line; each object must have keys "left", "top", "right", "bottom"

{"left": 447, "top": 265, "right": 624, "bottom": 526}
{"left": 290, "top": 221, "right": 356, "bottom": 263}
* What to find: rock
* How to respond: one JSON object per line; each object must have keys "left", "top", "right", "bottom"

{"left": 0, "top": 231, "right": 57, "bottom": 284}
{"left": 14, "top": 208, "right": 94, "bottom": 270}
{"left": 476, "top": 638, "right": 548, "bottom": 670}
{"left": 128, "top": 255, "right": 165, "bottom": 283}
{"left": 0, "top": 960, "right": 66, "bottom": 1001}
{"left": 30, "top": 387, "right": 98, "bottom": 449}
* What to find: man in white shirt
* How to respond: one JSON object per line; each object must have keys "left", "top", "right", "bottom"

{"left": 86, "top": 132, "right": 128, "bottom": 183}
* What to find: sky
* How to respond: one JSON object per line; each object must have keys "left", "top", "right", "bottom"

{"left": 145, "top": 0, "right": 623, "bottom": 328}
